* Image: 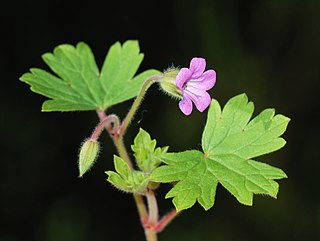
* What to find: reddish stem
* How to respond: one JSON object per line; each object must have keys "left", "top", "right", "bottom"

{"left": 96, "top": 109, "right": 113, "bottom": 133}
{"left": 96, "top": 110, "right": 148, "bottom": 226}
{"left": 154, "top": 209, "right": 180, "bottom": 233}
{"left": 146, "top": 189, "right": 159, "bottom": 227}
{"left": 95, "top": 75, "right": 182, "bottom": 241}
{"left": 91, "top": 113, "right": 119, "bottom": 140}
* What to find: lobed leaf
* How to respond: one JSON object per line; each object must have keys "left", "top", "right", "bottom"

{"left": 131, "top": 128, "right": 168, "bottom": 173}
{"left": 152, "top": 151, "right": 217, "bottom": 211}
{"left": 106, "top": 156, "right": 150, "bottom": 194}
{"left": 152, "top": 94, "right": 289, "bottom": 211}
{"left": 20, "top": 41, "right": 161, "bottom": 112}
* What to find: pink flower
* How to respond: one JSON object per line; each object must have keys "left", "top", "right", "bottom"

{"left": 176, "top": 58, "right": 216, "bottom": 115}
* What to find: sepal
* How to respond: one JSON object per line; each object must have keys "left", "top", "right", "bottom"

{"left": 78, "top": 138, "right": 100, "bottom": 177}
{"left": 159, "top": 69, "right": 182, "bottom": 99}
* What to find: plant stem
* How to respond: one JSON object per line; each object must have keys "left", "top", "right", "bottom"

{"left": 146, "top": 189, "right": 158, "bottom": 226}
{"left": 118, "top": 75, "right": 162, "bottom": 136}
{"left": 96, "top": 110, "right": 132, "bottom": 168}
{"left": 133, "top": 194, "right": 149, "bottom": 226}
{"left": 96, "top": 75, "right": 184, "bottom": 241}
{"left": 91, "top": 113, "right": 119, "bottom": 140}
{"left": 145, "top": 229, "right": 157, "bottom": 241}
{"left": 155, "top": 209, "right": 180, "bottom": 233}
{"left": 114, "top": 136, "right": 133, "bottom": 169}
{"left": 96, "top": 110, "right": 149, "bottom": 238}
{"left": 143, "top": 189, "right": 159, "bottom": 241}
{"left": 96, "top": 110, "right": 115, "bottom": 133}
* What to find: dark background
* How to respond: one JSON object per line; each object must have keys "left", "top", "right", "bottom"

{"left": 1, "top": 0, "right": 319, "bottom": 240}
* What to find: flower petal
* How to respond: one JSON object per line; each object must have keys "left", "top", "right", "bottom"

{"left": 178, "top": 95, "right": 193, "bottom": 115}
{"left": 184, "top": 88, "right": 211, "bottom": 112}
{"left": 188, "top": 69, "right": 216, "bottom": 90}
{"left": 185, "top": 85, "right": 206, "bottom": 96}
{"left": 189, "top": 57, "right": 206, "bottom": 78}
{"left": 193, "top": 91, "right": 211, "bottom": 112}
{"left": 176, "top": 67, "right": 192, "bottom": 90}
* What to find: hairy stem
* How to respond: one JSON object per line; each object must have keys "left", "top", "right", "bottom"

{"left": 118, "top": 75, "right": 162, "bottom": 136}
{"left": 96, "top": 110, "right": 149, "bottom": 239}
{"left": 91, "top": 113, "right": 120, "bottom": 140}
{"left": 96, "top": 110, "right": 114, "bottom": 133}
{"left": 134, "top": 194, "right": 149, "bottom": 226}
{"left": 96, "top": 110, "right": 132, "bottom": 168}
{"left": 146, "top": 189, "right": 159, "bottom": 226}
{"left": 114, "top": 136, "right": 133, "bottom": 169}
{"left": 143, "top": 189, "right": 159, "bottom": 241}
{"left": 96, "top": 75, "right": 184, "bottom": 241}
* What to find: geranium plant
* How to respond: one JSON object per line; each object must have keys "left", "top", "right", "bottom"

{"left": 20, "top": 40, "right": 289, "bottom": 241}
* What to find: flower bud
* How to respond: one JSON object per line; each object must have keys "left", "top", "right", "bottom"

{"left": 159, "top": 68, "right": 182, "bottom": 99}
{"left": 78, "top": 138, "right": 100, "bottom": 177}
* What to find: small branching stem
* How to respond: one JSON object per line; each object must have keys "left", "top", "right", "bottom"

{"left": 96, "top": 75, "right": 182, "bottom": 241}
{"left": 97, "top": 110, "right": 149, "bottom": 236}
{"left": 92, "top": 112, "right": 120, "bottom": 140}
{"left": 155, "top": 209, "right": 180, "bottom": 233}
{"left": 96, "top": 111, "right": 132, "bottom": 168}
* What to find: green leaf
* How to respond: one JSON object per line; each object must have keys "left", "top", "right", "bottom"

{"left": 151, "top": 94, "right": 289, "bottom": 211}
{"left": 131, "top": 128, "right": 168, "bottom": 173}
{"left": 20, "top": 41, "right": 161, "bottom": 112}
{"left": 106, "top": 155, "right": 150, "bottom": 194}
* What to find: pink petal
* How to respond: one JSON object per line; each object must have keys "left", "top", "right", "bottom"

{"left": 187, "top": 69, "right": 216, "bottom": 90}
{"left": 189, "top": 57, "right": 206, "bottom": 78}
{"left": 178, "top": 95, "right": 193, "bottom": 115}
{"left": 184, "top": 89, "right": 211, "bottom": 112}
{"left": 185, "top": 85, "right": 206, "bottom": 96}
{"left": 176, "top": 68, "right": 192, "bottom": 90}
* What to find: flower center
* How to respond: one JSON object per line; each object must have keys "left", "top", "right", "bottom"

{"left": 182, "top": 82, "right": 188, "bottom": 90}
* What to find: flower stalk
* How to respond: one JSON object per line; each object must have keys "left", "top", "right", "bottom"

{"left": 95, "top": 76, "right": 159, "bottom": 240}
{"left": 118, "top": 75, "right": 163, "bottom": 136}
{"left": 97, "top": 75, "right": 182, "bottom": 241}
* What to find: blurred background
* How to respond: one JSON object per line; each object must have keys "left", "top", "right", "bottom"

{"left": 1, "top": 0, "right": 319, "bottom": 240}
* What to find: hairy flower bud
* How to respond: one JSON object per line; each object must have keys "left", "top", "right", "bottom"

{"left": 78, "top": 138, "right": 100, "bottom": 177}
{"left": 159, "top": 68, "right": 182, "bottom": 99}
